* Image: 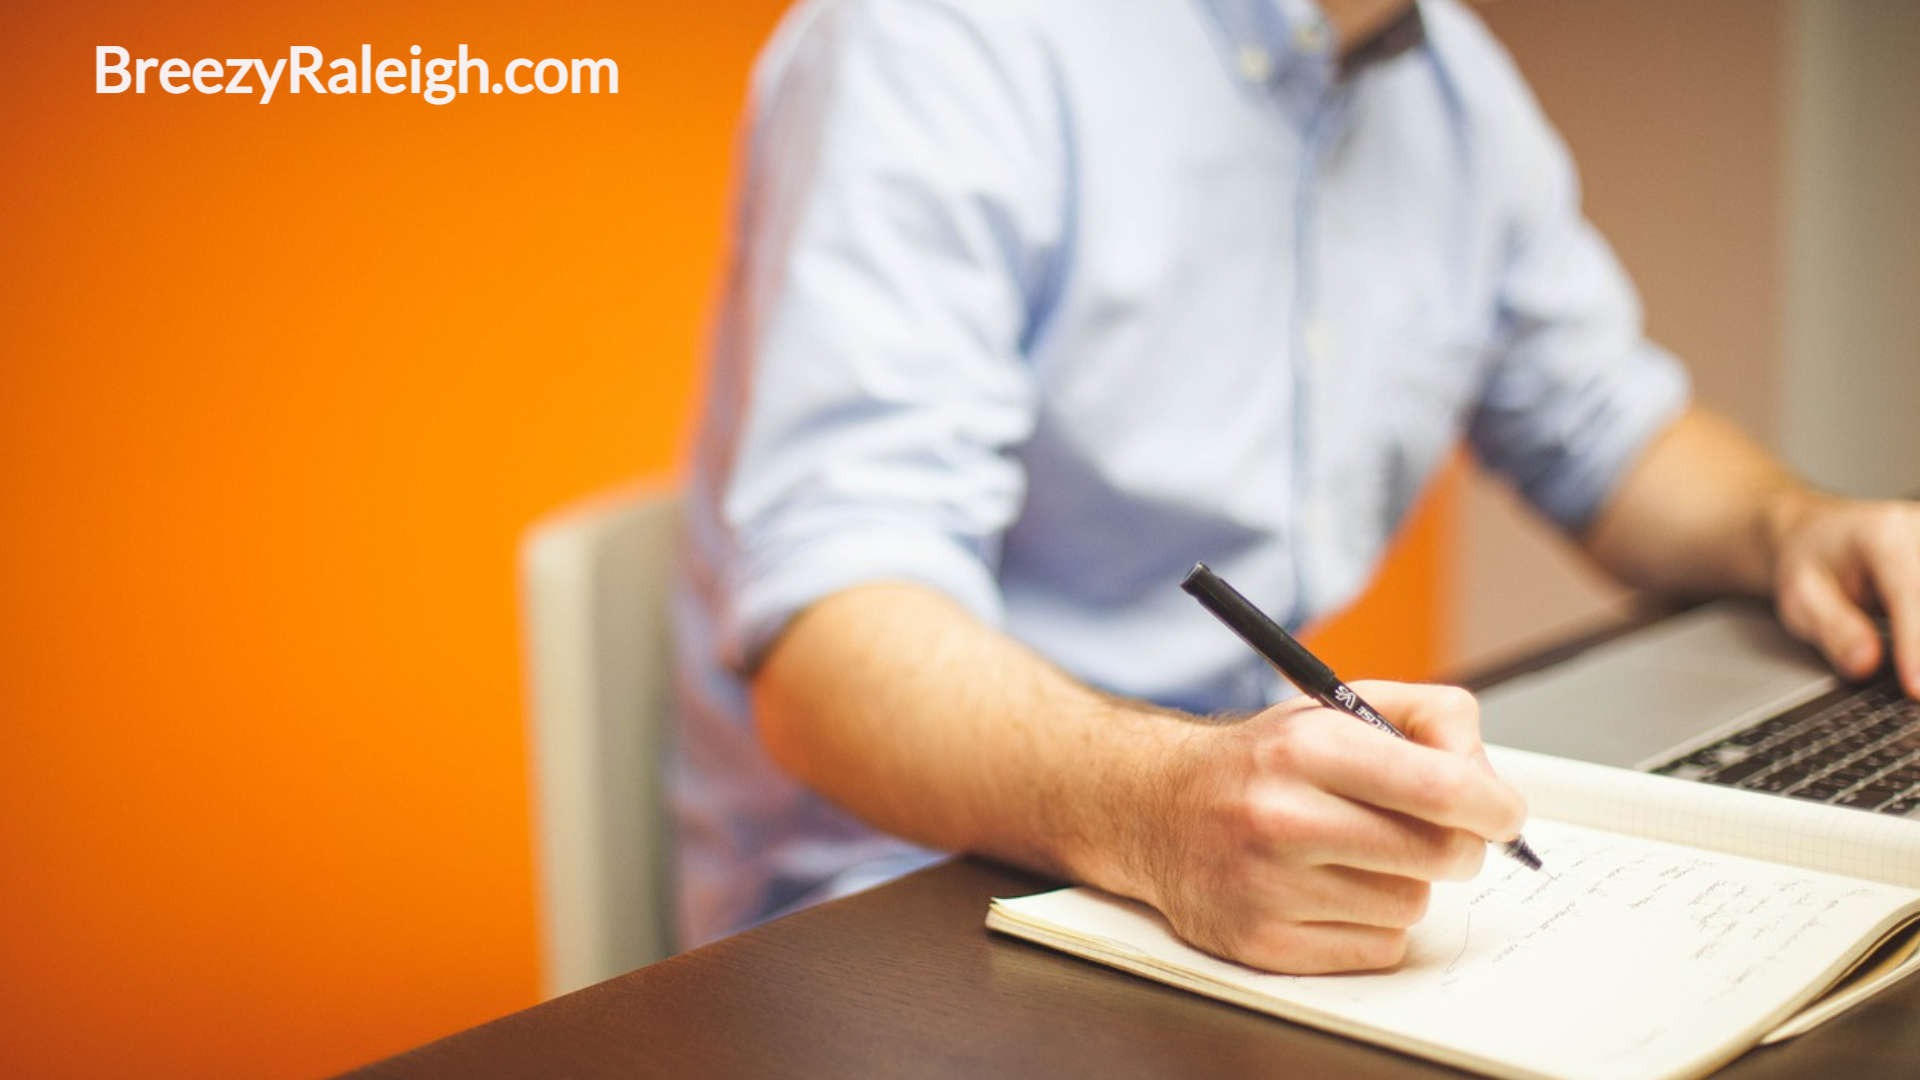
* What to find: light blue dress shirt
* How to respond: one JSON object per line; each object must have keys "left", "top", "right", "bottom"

{"left": 670, "top": 0, "right": 1689, "bottom": 947}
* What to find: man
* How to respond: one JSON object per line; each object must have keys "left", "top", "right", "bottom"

{"left": 670, "top": 0, "right": 1920, "bottom": 971}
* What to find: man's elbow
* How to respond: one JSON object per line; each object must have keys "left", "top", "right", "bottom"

{"left": 744, "top": 587, "right": 884, "bottom": 785}
{"left": 751, "top": 685, "right": 811, "bottom": 782}
{"left": 748, "top": 630, "right": 822, "bottom": 785}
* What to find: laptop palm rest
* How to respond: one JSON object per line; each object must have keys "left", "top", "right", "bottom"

{"left": 1477, "top": 601, "right": 1837, "bottom": 770}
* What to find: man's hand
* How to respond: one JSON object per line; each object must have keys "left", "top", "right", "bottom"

{"left": 1767, "top": 492, "right": 1920, "bottom": 698}
{"left": 1582, "top": 408, "right": 1920, "bottom": 699}
{"left": 1132, "top": 682, "right": 1527, "bottom": 974}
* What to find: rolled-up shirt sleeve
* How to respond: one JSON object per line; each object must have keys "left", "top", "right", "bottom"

{"left": 1466, "top": 72, "right": 1690, "bottom": 534}
{"left": 709, "top": 0, "right": 1063, "bottom": 673}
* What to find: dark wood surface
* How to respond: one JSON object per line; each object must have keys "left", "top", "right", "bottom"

{"left": 347, "top": 849, "right": 1920, "bottom": 1078}
{"left": 347, "top": 603, "right": 1920, "bottom": 1079}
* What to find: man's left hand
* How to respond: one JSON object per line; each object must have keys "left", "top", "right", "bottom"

{"left": 1768, "top": 493, "right": 1920, "bottom": 697}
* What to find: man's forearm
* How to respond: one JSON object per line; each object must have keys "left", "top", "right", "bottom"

{"left": 751, "top": 580, "right": 1528, "bottom": 973}
{"left": 1582, "top": 406, "right": 1817, "bottom": 597}
{"left": 1586, "top": 405, "right": 1920, "bottom": 694}
{"left": 751, "top": 582, "right": 1191, "bottom": 898}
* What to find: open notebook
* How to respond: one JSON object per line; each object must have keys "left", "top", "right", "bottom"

{"left": 987, "top": 747, "right": 1920, "bottom": 1080}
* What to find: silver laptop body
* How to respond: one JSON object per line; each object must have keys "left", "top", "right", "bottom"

{"left": 1477, "top": 600, "right": 1920, "bottom": 819}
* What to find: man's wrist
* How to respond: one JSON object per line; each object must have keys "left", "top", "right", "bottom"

{"left": 1756, "top": 482, "right": 1835, "bottom": 591}
{"left": 1054, "top": 701, "right": 1209, "bottom": 908}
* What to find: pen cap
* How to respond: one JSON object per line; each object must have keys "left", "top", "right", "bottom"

{"left": 1180, "top": 563, "right": 1338, "bottom": 695}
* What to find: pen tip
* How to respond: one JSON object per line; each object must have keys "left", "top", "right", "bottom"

{"left": 1506, "top": 837, "right": 1544, "bottom": 872}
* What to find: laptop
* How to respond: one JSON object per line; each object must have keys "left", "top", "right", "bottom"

{"left": 1477, "top": 600, "right": 1920, "bottom": 820}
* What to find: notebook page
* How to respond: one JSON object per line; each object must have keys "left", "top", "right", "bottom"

{"left": 1760, "top": 917, "right": 1920, "bottom": 1043}
{"left": 989, "top": 819, "right": 1920, "bottom": 1080}
{"left": 1487, "top": 745, "right": 1920, "bottom": 887}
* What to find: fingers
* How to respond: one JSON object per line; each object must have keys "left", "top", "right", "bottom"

{"left": 1228, "top": 920, "right": 1411, "bottom": 975}
{"left": 1169, "top": 866, "right": 1418, "bottom": 974}
{"left": 1777, "top": 561, "right": 1882, "bottom": 680}
{"left": 1249, "top": 782, "right": 1488, "bottom": 881}
{"left": 1251, "top": 863, "right": 1433, "bottom": 930}
{"left": 1322, "top": 804, "right": 1490, "bottom": 883}
{"left": 1774, "top": 500, "right": 1920, "bottom": 696}
{"left": 1861, "top": 509, "right": 1920, "bottom": 696}
{"left": 1275, "top": 707, "right": 1527, "bottom": 844}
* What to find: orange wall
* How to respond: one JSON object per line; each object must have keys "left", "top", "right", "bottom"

{"left": 1, "top": 3, "right": 791, "bottom": 1076}
{"left": 0, "top": 3, "right": 1447, "bottom": 1077}
{"left": 1302, "top": 459, "right": 1459, "bottom": 683}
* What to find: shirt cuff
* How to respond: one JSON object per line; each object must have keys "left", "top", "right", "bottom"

{"left": 723, "top": 525, "right": 1005, "bottom": 673}
{"left": 1526, "top": 348, "right": 1691, "bottom": 532}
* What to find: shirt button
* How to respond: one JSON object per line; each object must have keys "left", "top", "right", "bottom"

{"left": 1304, "top": 320, "right": 1334, "bottom": 365}
{"left": 1311, "top": 493, "right": 1336, "bottom": 539}
{"left": 1236, "top": 44, "right": 1273, "bottom": 83}
{"left": 1294, "top": 19, "right": 1330, "bottom": 55}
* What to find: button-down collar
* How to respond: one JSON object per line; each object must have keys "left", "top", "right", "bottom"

{"left": 1205, "top": 0, "right": 1428, "bottom": 93}
{"left": 1202, "top": 0, "right": 1337, "bottom": 91}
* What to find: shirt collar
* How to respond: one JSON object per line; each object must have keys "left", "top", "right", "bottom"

{"left": 1341, "top": 2, "right": 1428, "bottom": 75}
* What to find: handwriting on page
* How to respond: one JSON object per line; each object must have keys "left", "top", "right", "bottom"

{"left": 1415, "top": 831, "right": 1868, "bottom": 1000}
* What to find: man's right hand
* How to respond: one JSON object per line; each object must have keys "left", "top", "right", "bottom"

{"left": 1125, "top": 681, "right": 1527, "bottom": 974}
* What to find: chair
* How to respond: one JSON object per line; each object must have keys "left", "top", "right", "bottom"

{"left": 519, "top": 488, "right": 680, "bottom": 998}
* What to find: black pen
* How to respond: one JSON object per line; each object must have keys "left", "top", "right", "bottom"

{"left": 1181, "top": 562, "right": 1543, "bottom": 872}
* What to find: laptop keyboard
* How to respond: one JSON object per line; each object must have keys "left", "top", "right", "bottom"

{"left": 1650, "top": 679, "right": 1920, "bottom": 818}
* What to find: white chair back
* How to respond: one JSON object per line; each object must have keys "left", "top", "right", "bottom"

{"left": 519, "top": 489, "right": 679, "bottom": 997}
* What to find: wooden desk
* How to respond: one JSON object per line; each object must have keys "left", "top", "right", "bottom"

{"left": 346, "top": 854, "right": 1920, "bottom": 1078}
{"left": 348, "top": 614, "right": 1920, "bottom": 1078}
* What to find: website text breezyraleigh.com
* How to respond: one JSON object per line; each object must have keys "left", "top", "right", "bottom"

{"left": 95, "top": 45, "right": 620, "bottom": 106}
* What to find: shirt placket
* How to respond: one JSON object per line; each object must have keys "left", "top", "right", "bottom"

{"left": 1278, "top": 9, "right": 1345, "bottom": 642}
{"left": 1236, "top": 0, "right": 1343, "bottom": 703}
